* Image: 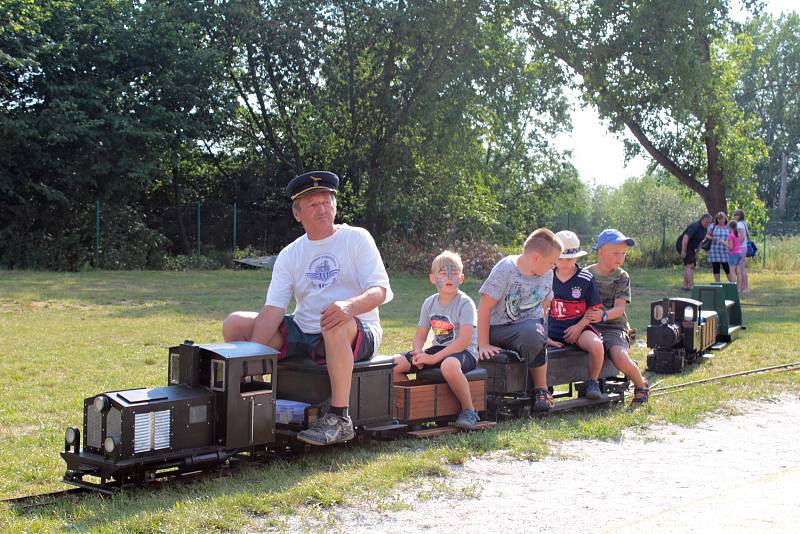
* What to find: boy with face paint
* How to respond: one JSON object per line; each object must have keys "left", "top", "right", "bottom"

{"left": 392, "top": 251, "right": 481, "bottom": 429}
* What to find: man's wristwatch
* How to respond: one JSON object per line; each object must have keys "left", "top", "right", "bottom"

{"left": 601, "top": 309, "right": 608, "bottom": 322}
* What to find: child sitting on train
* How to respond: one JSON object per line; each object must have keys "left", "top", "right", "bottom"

{"left": 546, "top": 230, "right": 605, "bottom": 400}
{"left": 477, "top": 228, "right": 562, "bottom": 412}
{"left": 392, "top": 251, "right": 481, "bottom": 429}
{"left": 586, "top": 229, "right": 650, "bottom": 409}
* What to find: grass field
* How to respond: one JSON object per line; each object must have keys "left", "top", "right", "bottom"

{"left": 1, "top": 267, "right": 799, "bottom": 532}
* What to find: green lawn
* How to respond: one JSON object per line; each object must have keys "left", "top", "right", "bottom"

{"left": 1, "top": 267, "right": 799, "bottom": 532}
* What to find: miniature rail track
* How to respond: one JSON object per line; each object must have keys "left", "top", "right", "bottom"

{"left": 649, "top": 361, "right": 800, "bottom": 397}
{"left": 1, "top": 487, "right": 94, "bottom": 510}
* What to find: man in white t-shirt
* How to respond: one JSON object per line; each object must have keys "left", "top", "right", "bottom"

{"left": 222, "top": 171, "right": 393, "bottom": 446}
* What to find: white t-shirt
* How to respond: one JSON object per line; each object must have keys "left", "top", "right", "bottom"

{"left": 265, "top": 224, "right": 393, "bottom": 347}
{"left": 736, "top": 220, "right": 748, "bottom": 242}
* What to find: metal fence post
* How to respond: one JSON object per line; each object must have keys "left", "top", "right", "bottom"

{"left": 95, "top": 199, "right": 101, "bottom": 268}
{"left": 233, "top": 202, "right": 237, "bottom": 253}
{"left": 196, "top": 201, "right": 202, "bottom": 256}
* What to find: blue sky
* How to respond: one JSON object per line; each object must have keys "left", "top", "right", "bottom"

{"left": 557, "top": 0, "right": 797, "bottom": 187}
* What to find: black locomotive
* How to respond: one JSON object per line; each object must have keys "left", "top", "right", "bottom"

{"left": 62, "top": 341, "right": 280, "bottom": 492}
{"left": 646, "top": 297, "right": 718, "bottom": 373}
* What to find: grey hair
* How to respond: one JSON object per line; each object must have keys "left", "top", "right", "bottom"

{"left": 292, "top": 191, "right": 336, "bottom": 213}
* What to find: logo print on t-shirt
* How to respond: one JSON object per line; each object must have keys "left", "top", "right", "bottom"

{"left": 306, "top": 254, "right": 340, "bottom": 289}
{"left": 571, "top": 286, "right": 582, "bottom": 299}
{"left": 429, "top": 314, "right": 455, "bottom": 345}
{"left": 505, "top": 284, "right": 542, "bottom": 322}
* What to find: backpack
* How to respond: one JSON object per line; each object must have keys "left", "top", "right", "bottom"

{"left": 742, "top": 222, "right": 758, "bottom": 258}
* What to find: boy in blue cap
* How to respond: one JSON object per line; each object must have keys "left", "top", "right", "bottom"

{"left": 587, "top": 229, "right": 649, "bottom": 409}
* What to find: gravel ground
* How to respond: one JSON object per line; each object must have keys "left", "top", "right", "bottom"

{"left": 267, "top": 395, "right": 800, "bottom": 533}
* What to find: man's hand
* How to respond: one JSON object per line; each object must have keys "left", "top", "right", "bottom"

{"left": 320, "top": 300, "right": 354, "bottom": 330}
{"left": 479, "top": 344, "right": 502, "bottom": 360}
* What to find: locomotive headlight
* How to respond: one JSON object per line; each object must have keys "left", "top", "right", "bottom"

{"left": 64, "top": 426, "right": 80, "bottom": 453}
{"left": 93, "top": 395, "right": 110, "bottom": 412}
{"left": 103, "top": 436, "right": 118, "bottom": 455}
{"left": 65, "top": 426, "right": 78, "bottom": 445}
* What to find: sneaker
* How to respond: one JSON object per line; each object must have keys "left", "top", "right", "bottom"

{"left": 532, "top": 388, "right": 553, "bottom": 413}
{"left": 585, "top": 379, "right": 602, "bottom": 400}
{"left": 297, "top": 412, "right": 354, "bottom": 446}
{"left": 454, "top": 409, "right": 480, "bottom": 430}
{"left": 628, "top": 383, "right": 650, "bottom": 412}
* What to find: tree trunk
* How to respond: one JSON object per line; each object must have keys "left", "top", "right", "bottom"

{"left": 702, "top": 115, "right": 728, "bottom": 216}
{"left": 778, "top": 151, "right": 788, "bottom": 215}
{"left": 171, "top": 162, "right": 191, "bottom": 254}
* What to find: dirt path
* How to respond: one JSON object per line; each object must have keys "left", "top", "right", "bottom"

{"left": 274, "top": 396, "right": 800, "bottom": 533}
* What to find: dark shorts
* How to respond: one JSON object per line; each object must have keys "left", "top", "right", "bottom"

{"left": 550, "top": 324, "right": 602, "bottom": 345}
{"left": 278, "top": 314, "right": 375, "bottom": 364}
{"left": 489, "top": 318, "right": 547, "bottom": 368}
{"left": 683, "top": 248, "right": 698, "bottom": 266}
{"left": 402, "top": 345, "right": 477, "bottom": 374}
{"left": 711, "top": 261, "right": 730, "bottom": 275}
{"left": 596, "top": 326, "right": 630, "bottom": 354}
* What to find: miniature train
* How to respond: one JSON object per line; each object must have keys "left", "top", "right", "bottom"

{"left": 61, "top": 284, "right": 743, "bottom": 492}
{"left": 645, "top": 283, "right": 743, "bottom": 374}
{"left": 61, "top": 339, "right": 626, "bottom": 492}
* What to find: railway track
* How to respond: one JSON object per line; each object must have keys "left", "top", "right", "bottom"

{"left": 1, "top": 487, "right": 95, "bottom": 510}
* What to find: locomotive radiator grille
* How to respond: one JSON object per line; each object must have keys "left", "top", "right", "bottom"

{"left": 134, "top": 409, "right": 171, "bottom": 454}
{"left": 86, "top": 407, "right": 102, "bottom": 449}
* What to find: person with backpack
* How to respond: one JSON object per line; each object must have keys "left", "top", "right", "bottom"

{"left": 677, "top": 214, "right": 712, "bottom": 291}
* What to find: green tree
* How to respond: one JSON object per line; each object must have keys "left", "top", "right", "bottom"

{"left": 738, "top": 13, "right": 800, "bottom": 220}
{"left": 523, "top": 0, "right": 767, "bottom": 219}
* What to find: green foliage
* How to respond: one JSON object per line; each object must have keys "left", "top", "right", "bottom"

{"left": 737, "top": 12, "right": 800, "bottom": 220}
{"left": 525, "top": 0, "right": 768, "bottom": 217}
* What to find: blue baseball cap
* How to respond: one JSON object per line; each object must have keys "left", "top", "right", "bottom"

{"left": 593, "top": 229, "right": 636, "bottom": 251}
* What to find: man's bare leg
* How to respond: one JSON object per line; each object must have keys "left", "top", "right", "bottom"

{"left": 222, "top": 311, "right": 282, "bottom": 350}
{"left": 322, "top": 318, "right": 358, "bottom": 407}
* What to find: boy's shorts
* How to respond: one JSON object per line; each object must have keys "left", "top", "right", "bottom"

{"left": 728, "top": 253, "right": 743, "bottom": 266}
{"left": 402, "top": 345, "right": 477, "bottom": 374}
{"left": 596, "top": 326, "right": 629, "bottom": 353}
{"left": 279, "top": 314, "right": 375, "bottom": 364}
{"left": 489, "top": 319, "right": 547, "bottom": 368}
{"left": 550, "top": 324, "right": 602, "bottom": 346}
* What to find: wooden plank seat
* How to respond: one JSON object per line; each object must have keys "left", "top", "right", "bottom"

{"left": 394, "top": 366, "right": 487, "bottom": 424}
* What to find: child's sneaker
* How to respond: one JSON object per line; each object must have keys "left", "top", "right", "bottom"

{"left": 297, "top": 412, "right": 354, "bottom": 446}
{"left": 454, "top": 409, "right": 480, "bottom": 430}
{"left": 585, "top": 379, "right": 602, "bottom": 400}
{"left": 532, "top": 388, "right": 553, "bottom": 413}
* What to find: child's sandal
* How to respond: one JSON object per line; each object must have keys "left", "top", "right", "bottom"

{"left": 628, "top": 385, "right": 650, "bottom": 411}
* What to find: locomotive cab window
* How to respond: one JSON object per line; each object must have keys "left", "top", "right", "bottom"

{"left": 653, "top": 304, "right": 664, "bottom": 322}
{"left": 683, "top": 307, "right": 695, "bottom": 322}
{"left": 240, "top": 358, "right": 273, "bottom": 395}
{"left": 210, "top": 360, "right": 225, "bottom": 391}
{"left": 168, "top": 351, "right": 180, "bottom": 385}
